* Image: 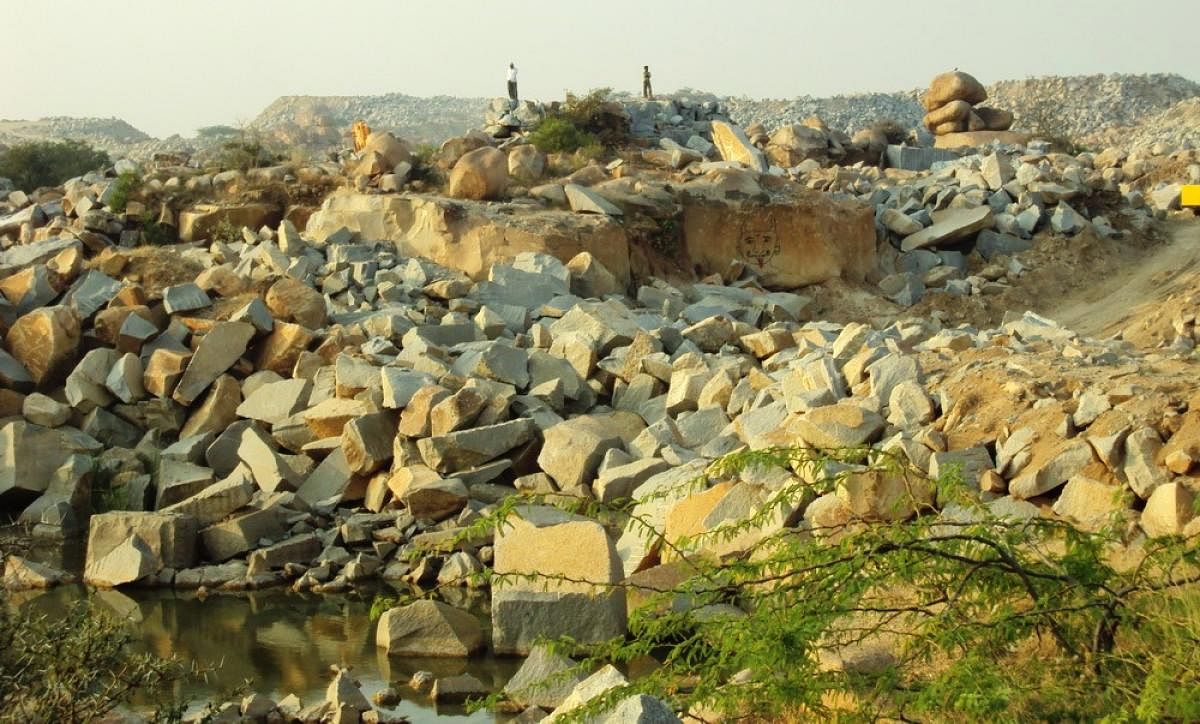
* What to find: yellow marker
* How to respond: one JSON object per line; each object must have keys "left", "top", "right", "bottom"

{"left": 1182, "top": 185, "right": 1200, "bottom": 208}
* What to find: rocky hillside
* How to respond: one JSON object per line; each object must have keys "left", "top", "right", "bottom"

{"left": 0, "top": 117, "right": 151, "bottom": 154}
{"left": 4, "top": 73, "right": 1196, "bottom": 163}
{"left": 991, "top": 73, "right": 1200, "bottom": 140}
{"left": 1082, "top": 96, "right": 1200, "bottom": 151}
{"left": 248, "top": 94, "right": 488, "bottom": 149}
{"left": 724, "top": 73, "right": 1200, "bottom": 138}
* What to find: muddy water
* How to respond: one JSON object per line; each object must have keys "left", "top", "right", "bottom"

{"left": 7, "top": 584, "right": 522, "bottom": 722}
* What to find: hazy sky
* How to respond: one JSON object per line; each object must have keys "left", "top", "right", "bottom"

{"left": 7, "top": 0, "right": 1198, "bottom": 138}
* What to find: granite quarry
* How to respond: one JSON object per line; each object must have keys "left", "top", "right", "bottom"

{"left": 2, "top": 67, "right": 1200, "bottom": 722}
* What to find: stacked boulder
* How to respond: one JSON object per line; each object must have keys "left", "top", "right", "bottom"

{"left": 922, "top": 71, "right": 1013, "bottom": 136}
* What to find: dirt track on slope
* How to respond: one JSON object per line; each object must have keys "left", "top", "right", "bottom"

{"left": 1050, "top": 219, "right": 1200, "bottom": 346}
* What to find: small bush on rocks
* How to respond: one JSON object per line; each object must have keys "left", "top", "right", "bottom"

{"left": 529, "top": 117, "right": 599, "bottom": 155}
{"left": 107, "top": 171, "right": 141, "bottom": 214}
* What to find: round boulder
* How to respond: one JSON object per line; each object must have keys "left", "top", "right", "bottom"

{"left": 507, "top": 144, "right": 546, "bottom": 182}
{"left": 923, "top": 99, "right": 973, "bottom": 132}
{"left": 448, "top": 147, "right": 508, "bottom": 201}
{"left": 362, "top": 132, "right": 412, "bottom": 168}
{"left": 974, "top": 106, "right": 1014, "bottom": 131}
{"left": 923, "top": 71, "right": 987, "bottom": 111}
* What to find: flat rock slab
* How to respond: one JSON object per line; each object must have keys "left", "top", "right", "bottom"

{"left": 901, "top": 206, "right": 994, "bottom": 252}
{"left": 564, "top": 184, "right": 623, "bottom": 216}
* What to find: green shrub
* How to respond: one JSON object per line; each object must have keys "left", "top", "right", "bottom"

{"left": 529, "top": 117, "right": 599, "bottom": 155}
{"left": 465, "top": 446, "right": 1200, "bottom": 722}
{"left": 210, "top": 219, "right": 242, "bottom": 246}
{"left": 0, "top": 602, "right": 190, "bottom": 721}
{"left": 213, "top": 135, "right": 277, "bottom": 172}
{"left": 408, "top": 143, "right": 443, "bottom": 185}
{"left": 195, "top": 125, "right": 239, "bottom": 140}
{"left": 559, "top": 88, "right": 629, "bottom": 148}
{"left": 137, "top": 212, "right": 177, "bottom": 247}
{"left": 0, "top": 139, "right": 110, "bottom": 192}
{"left": 107, "top": 171, "right": 140, "bottom": 214}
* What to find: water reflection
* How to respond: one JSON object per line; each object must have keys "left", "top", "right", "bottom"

{"left": 9, "top": 585, "right": 522, "bottom": 722}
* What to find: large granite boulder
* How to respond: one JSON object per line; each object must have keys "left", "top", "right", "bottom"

{"left": 492, "top": 506, "right": 626, "bottom": 654}
{"left": 681, "top": 191, "right": 875, "bottom": 288}
{"left": 305, "top": 190, "right": 631, "bottom": 284}
{"left": 448, "top": 147, "right": 508, "bottom": 201}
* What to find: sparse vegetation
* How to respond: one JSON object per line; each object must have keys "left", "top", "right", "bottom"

{"left": 138, "top": 212, "right": 178, "bottom": 246}
{"left": 0, "top": 602, "right": 191, "bottom": 722}
{"left": 529, "top": 116, "right": 599, "bottom": 155}
{"left": 529, "top": 87, "right": 629, "bottom": 156}
{"left": 0, "top": 139, "right": 110, "bottom": 192}
{"left": 467, "top": 446, "right": 1200, "bottom": 722}
{"left": 212, "top": 131, "right": 279, "bottom": 172}
{"left": 558, "top": 88, "right": 629, "bottom": 148}
{"left": 106, "top": 171, "right": 140, "bottom": 214}
{"left": 408, "top": 143, "right": 443, "bottom": 186}
{"left": 210, "top": 218, "right": 243, "bottom": 246}
{"left": 1017, "top": 97, "right": 1085, "bottom": 153}
{"left": 195, "top": 125, "right": 240, "bottom": 140}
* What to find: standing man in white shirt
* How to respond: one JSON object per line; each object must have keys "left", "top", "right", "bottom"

{"left": 507, "top": 63, "right": 518, "bottom": 103}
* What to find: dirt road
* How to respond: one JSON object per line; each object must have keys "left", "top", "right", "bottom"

{"left": 1049, "top": 218, "right": 1200, "bottom": 342}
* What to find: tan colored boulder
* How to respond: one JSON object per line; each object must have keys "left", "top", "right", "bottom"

{"left": 838, "top": 469, "right": 932, "bottom": 522}
{"left": 304, "top": 190, "right": 631, "bottom": 285}
{"left": 492, "top": 505, "right": 626, "bottom": 654}
{"left": 922, "top": 100, "right": 974, "bottom": 132}
{"left": 923, "top": 70, "right": 987, "bottom": 111}
{"left": 362, "top": 131, "right": 412, "bottom": 168}
{"left": 793, "top": 404, "right": 886, "bottom": 449}
{"left": 710, "top": 121, "right": 767, "bottom": 172}
{"left": 172, "top": 322, "right": 255, "bottom": 406}
{"left": 84, "top": 511, "right": 198, "bottom": 585}
{"left": 376, "top": 599, "right": 483, "bottom": 656}
{"left": 681, "top": 192, "right": 874, "bottom": 288}
{"left": 178, "top": 203, "right": 283, "bottom": 243}
{"left": 973, "top": 107, "right": 1013, "bottom": 131}
{"left": 507, "top": 145, "right": 546, "bottom": 181}
{"left": 255, "top": 322, "right": 314, "bottom": 375}
{"left": 143, "top": 348, "right": 191, "bottom": 398}
{"left": 663, "top": 482, "right": 735, "bottom": 560}
{"left": 934, "top": 131, "right": 1033, "bottom": 150}
{"left": 900, "top": 207, "right": 994, "bottom": 253}
{"left": 1052, "top": 476, "right": 1128, "bottom": 532}
{"left": 1141, "top": 483, "right": 1195, "bottom": 538}
{"left": 180, "top": 374, "right": 242, "bottom": 438}
{"left": 448, "top": 147, "right": 508, "bottom": 201}
{"left": 764, "top": 124, "right": 828, "bottom": 167}
{"left": 304, "top": 398, "right": 373, "bottom": 438}
{"left": 567, "top": 251, "right": 623, "bottom": 298}
{"left": 6, "top": 306, "right": 81, "bottom": 386}
{"left": 265, "top": 277, "right": 326, "bottom": 329}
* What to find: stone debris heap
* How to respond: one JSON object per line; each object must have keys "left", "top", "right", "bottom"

{"left": 797, "top": 138, "right": 1198, "bottom": 306}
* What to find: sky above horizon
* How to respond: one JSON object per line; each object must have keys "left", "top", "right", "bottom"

{"left": 7, "top": 0, "right": 1199, "bottom": 138}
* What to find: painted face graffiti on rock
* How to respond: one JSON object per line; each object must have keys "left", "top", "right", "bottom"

{"left": 738, "top": 213, "right": 781, "bottom": 269}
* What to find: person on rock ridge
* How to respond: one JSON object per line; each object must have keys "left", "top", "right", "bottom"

{"left": 507, "top": 63, "right": 518, "bottom": 103}
{"left": 642, "top": 65, "right": 653, "bottom": 99}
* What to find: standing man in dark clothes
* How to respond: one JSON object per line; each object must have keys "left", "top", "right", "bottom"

{"left": 642, "top": 65, "right": 653, "bottom": 99}
{"left": 507, "top": 63, "right": 518, "bottom": 103}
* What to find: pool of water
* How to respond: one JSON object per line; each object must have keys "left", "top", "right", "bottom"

{"left": 7, "top": 583, "right": 523, "bottom": 722}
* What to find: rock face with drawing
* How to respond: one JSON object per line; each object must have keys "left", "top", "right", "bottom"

{"left": 737, "top": 215, "right": 781, "bottom": 271}
{"left": 680, "top": 190, "right": 875, "bottom": 287}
